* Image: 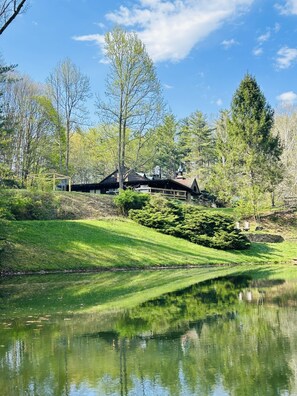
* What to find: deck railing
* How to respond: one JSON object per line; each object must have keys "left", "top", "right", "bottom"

{"left": 135, "top": 186, "right": 187, "bottom": 200}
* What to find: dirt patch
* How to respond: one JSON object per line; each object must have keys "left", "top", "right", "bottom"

{"left": 257, "top": 210, "right": 297, "bottom": 237}
{"left": 56, "top": 193, "right": 119, "bottom": 219}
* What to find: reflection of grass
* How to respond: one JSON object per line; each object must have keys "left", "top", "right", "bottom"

{"left": 1, "top": 265, "right": 297, "bottom": 319}
{"left": 2, "top": 219, "right": 297, "bottom": 273}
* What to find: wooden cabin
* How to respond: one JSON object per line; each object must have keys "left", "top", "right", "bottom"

{"left": 70, "top": 169, "right": 200, "bottom": 201}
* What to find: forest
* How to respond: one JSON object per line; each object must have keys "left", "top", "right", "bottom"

{"left": 0, "top": 26, "right": 296, "bottom": 221}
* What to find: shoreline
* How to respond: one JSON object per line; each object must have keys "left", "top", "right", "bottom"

{"left": 1, "top": 260, "right": 295, "bottom": 277}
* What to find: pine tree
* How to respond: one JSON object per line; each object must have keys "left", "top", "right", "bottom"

{"left": 208, "top": 75, "right": 283, "bottom": 218}
{"left": 229, "top": 74, "right": 282, "bottom": 216}
{"left": 179, "top": 110, "right": 215, "bottom": 180}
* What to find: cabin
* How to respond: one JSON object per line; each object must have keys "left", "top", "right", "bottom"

{"left": 70, "top": 168, "right": 200, "bottom": 201}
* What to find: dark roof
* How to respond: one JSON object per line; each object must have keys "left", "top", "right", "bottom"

{"left": 70, "top": 169, "right": 200, "bottom": 195}
{"left": 99, "top": 169, "right": 148, "bottom": 186}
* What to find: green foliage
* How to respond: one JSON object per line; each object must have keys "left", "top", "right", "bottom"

{"left": 130, "top": 195, "right": 183, "bottom": 232}
{"left": 114, "top": 189, "right": 150, "bottom": 215}
{"left": 209, "top": 75, "right": 283, "bottom": 217}
{"left": 130, "top": 196, "right": 250, "bottom": 250}
{"left": 179, "top": 110, "right": 215, "bottom": 179}
{"left": 0, "top": 190, "right": 60, "bottom": 220}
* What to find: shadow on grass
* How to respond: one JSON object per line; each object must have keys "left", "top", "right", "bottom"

{"left": 4, "top": 220, "right": 294, "bottom": 273}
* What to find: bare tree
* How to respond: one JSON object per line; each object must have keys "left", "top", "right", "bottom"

{"left": 47, "top": 59, "right": 91, "bottom": 175}
{"left": 3, "top": 74, "right": 52, "bottom": 181}
{"left": 0, "top": 0, "right": 28, "bottom": 35}
{"left": 273, "top": 105, "right": 297, "bottom": 196}
{"left": 97, "top": 27, "right": 164, "bottom": 189}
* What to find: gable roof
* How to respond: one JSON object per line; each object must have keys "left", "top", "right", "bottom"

{"left": 174, "top": 177, "right": 200, "bottom": 193}
{"left": 99, "top": 168, "right": 149, "bottom": 186}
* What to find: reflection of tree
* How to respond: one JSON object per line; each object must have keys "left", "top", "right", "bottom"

{"left": 117, "top": 276, "right": 249, "bottom": 337}
{"left": 0, "top": 276, "right": 297, "bottom": 395}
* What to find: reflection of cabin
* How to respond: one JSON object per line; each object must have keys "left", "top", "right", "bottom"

{"left": 70, "top": 169, "right": 200, "bottom": 201}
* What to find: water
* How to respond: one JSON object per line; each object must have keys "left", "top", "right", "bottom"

{"left": 1, "top": 272, "right": 297, "bottom": 395}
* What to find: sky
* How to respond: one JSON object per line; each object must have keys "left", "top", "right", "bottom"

{"left": 1, "top": 0, "right": 297, "bottom": 122}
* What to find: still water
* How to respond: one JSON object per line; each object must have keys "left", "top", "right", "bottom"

{"left": 1, "top": 272, "right": 297, "bottom": 395}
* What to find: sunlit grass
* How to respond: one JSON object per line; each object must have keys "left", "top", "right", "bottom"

{"left": 2, "top": 219, "right": 296, "bottom": 273}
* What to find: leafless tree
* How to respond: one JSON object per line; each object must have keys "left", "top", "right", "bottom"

{"left": 0, "top": 0, "right": 28, "bottom": 35}
{"left": 47, "top": 59, "right": 91, "bottom": 175}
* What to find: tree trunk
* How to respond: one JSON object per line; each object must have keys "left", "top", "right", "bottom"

{"left": 271, "top": 191, "right": 275, "bottom": 207}
{"left": 66, "top": 119, "right": 70, "bottom": 176}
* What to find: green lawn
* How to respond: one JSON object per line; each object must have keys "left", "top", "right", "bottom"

{"left": 1, "top": 218, "right": 296, "bottom": 273}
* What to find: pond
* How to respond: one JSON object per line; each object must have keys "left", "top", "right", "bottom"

{"left": 1, "top": 269, "right": 297, "bottom": 395}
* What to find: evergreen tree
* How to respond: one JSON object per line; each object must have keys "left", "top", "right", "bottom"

{"left": 153, "top": 114, "right": 182, "bottom": 178}
{"left": 179, "top": 110, "right": 215, "bottom": 180}
{"left": 209, "top": 74, "right": 283, "bottom": 218}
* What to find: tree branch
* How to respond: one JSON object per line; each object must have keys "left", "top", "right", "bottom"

{"left": 0, "top": 0, "right": 27, "bottom": 35}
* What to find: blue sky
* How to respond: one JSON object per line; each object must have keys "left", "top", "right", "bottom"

{"left": 1, "top": 0, "right": 297, "bottom": 121}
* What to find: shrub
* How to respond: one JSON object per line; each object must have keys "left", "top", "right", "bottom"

{"left": 0, "top": 190, "right": 60, "bottom": 220}
{"left": 130, "top": 197, "right": 250, "bottom": 250}
{"left": 129, "top": 195, "right": 183, "bottom": 232}
{"left": 114, "top": 189, "right": 150, "bottom": 216}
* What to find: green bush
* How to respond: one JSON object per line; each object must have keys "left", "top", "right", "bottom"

{"left": 130, "top": 195, "right": 183, "bottom": 232}
{"left": 0, "top": 190, "right": 60, "bottom": 220}
{"left": 130, "top": 196, "right": 250, "bottom": 250}
{"left": 114, "top": 189, "right": 150, "bottom": 215}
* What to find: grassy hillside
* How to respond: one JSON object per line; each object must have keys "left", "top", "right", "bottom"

{"left": 1, "top": 218, "right": 296, "bottom": 273}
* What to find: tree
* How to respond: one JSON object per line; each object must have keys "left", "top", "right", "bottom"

{"left": 0, "top": 62, "right": 16, "bottom": 183}
{"left": 98, "top": 27, "right": 164, "bottom": 189}
{"left": 153, "top": 114, "right": 183, "bottom": 178}
{"left": 3, "top": 74, "right": 54, "bottom": 182}
{"left": 209, "top": 75, "right": 283, "bottom": 217}
{"left": 179, "top": 110, "right": 215, "bottom": 181}
{"left": 273, "top": 105, "right": 297, "bottom": 197}
{"left": 0, "top": 0, "right": 28, "bottom": 35}
{"left": 47, "top": 58, "right": 91, "bottom": 175}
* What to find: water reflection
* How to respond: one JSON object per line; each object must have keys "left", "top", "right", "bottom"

{"left": 0, "top": 275, "right": 297, "bottom": 395}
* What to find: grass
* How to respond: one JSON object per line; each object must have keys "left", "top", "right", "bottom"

{"left": 1, "top": 218, "right": 296, "bottom": 273}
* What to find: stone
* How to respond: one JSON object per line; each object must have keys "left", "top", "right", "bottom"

{"left": 246, "top": 233, "right": 284, "bottom": 243}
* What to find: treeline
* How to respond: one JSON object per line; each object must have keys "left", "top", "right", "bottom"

{"left": 0, "top": 28, "right": 296, "bottom": 219}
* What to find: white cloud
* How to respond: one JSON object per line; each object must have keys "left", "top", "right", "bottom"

{"left": 73, "top": 34, "right": 105, "bottom": 45}
{"left": 277, "top": 91, "right": 297, "bottom": 104}
{"left": 257, "top": 31, "right": 271, "bottom": 43}
{"left": 221, "top": 39, "right": 238, "bottom": 49}
{"left": 75, "top": 0, "right": 254, "bottom": 63}
{"left": 276, "top": 46, "right": 297, "bottom": 69}
{"left": 275, "top": 0, "right": 297, "bottom": 15}
{"left": 253, "top": 47, "right": 263, "bottom": 56}
{"left": 216, "top": 98, "right": 223, "bottom": 106}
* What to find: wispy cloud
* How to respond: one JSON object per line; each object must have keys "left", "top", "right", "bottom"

{"left": 275, "top": 0, "right": 297, "bottom": 15}
{"left": 277, "top": 91, "right": 297, "bottom": 104}
{"left": 216, "top": 98, "right": 223, "bottom": 106}
{"left": 221, "top": 39, "right": 239, "bottom": 49}
{"left": 253, "top": 47, "right": 263, "bottom": 56}
{"left": 74, "top": 0, "right": 255, "bottom": 63}
{"left": 73, "top": 34, "right": 105, "bottom": 45}
{"left": 164, "top": 83, "right": 173, "bottom": 89}
{"left": 276, "top": 46, "right": 297, "bottom": 69}
{"left": 257, "top": 31, "right": 271, "bottom": 43}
